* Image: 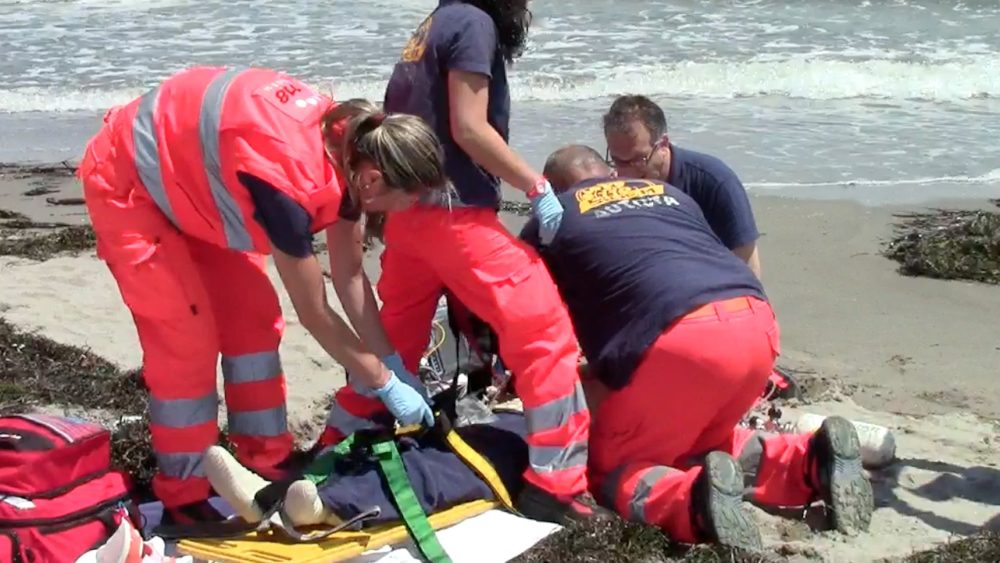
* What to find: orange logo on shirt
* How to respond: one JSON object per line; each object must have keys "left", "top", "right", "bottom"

{"left": 401, "top": 16, "right": 433, "bottom": 62}
{"left": 575, "top": 180, "right": 665, "bottom": 213}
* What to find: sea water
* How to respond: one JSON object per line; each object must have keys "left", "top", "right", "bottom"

{"left": 1, "top": 0, "right": 999, "bottom": 204}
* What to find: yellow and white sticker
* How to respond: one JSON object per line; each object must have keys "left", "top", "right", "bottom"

{"left": 575, "top": 179, "right": 666, "bottom": 213}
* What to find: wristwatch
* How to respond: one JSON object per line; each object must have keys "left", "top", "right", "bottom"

{"left": 526, "top": 177, "right": 549, "bottom": 200}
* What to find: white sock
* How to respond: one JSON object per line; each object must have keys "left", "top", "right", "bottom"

{"left": 283, "top": 479, "right": 343, "bottom": 527}
{"left": 202, "top": 445, "right": 268, "bottom": 523}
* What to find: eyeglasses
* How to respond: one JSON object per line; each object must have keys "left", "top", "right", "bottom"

{"left": 605, "top": 136, "right": 667, "bottom": 170}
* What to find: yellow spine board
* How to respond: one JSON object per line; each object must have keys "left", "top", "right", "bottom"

{"left": 176, "top": 500, "right": 499, "bottom": 563}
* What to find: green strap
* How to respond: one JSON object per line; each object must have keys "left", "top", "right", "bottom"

{"left": 373, "top": 438, "right": 452, "bottom": 563}
{"left": 302, "top": 434, "right": 356, "bottom": 485}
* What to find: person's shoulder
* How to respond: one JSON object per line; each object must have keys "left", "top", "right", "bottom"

{"left": 434, "top": 2, "right": 495, "bottom": 29}
{"left": 651, "top": 178, "right": 700, "bottom": 207}
{"left": 674, "top": 145, "right": 741, "bottom": 185}
{"left": 556, "top": 188, "right": 578, "bottom": 206}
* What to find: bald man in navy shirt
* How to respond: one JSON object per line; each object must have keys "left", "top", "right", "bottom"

{"left": 517, "top": 144, "right": 874, "bottom": 550}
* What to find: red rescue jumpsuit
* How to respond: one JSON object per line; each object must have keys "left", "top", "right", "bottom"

{"left": 318, "top": 207, "right": 592, "bottom": 498}
{"left": 78, "top": 66, "right": 348, "bottom": 507}
{"left": 587, "top": 297, "right": 818, "bottom": 543}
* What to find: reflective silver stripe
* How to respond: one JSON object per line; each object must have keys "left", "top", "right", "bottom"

{"left": 199, "top": 67, "right": 253, "bottom": 251}
{"left": 525, "top": 383, "right": 587, "bottom": 434}
{"left": 528, "top": 439, "right": 588, "bottom": 475}
{"left": 149, "top": 393, "right": 218, "bottom": 429}
{"left": 157, "top": 451, "right": 206, "bottom": 479}
{"left": 228, "top": 405, "right": 288, "bottom": 438}
{"left": 736, "top": 431, "right": 767, "bottom": 489}
{"left": 628, "top": 466, "right": 672, "bottom": 522}
{"left": 132, "top": 86, "right": 178, "bottom": 227}
{"left": 325, "top": 402, "right": 380, "bottom": 435}
{"left": 221, "top": 351, "right": 282, "bottom": 385}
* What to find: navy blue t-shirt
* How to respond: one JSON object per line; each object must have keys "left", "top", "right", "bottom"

{"left": 383, "top": 0, "right": 511, "bottom": 209}
{"left": 520, "top": 177, "right": 766, "bottom": 390}
{"left": 238, "top": 172, "right": 360, "bottom": 258}
{"left": 667, "top": 144, "right": 759, "bottom": 250}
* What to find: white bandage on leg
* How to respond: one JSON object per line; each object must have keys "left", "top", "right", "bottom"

{"left": 202, "top": 445, "right": 268, "bottom": 523}
{"left": 283, "top": 480, "right": 343, "bottom": 527}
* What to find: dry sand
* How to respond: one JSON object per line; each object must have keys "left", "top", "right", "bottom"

{"left": 1, "top": 169, "right": 998, "bottom": 562}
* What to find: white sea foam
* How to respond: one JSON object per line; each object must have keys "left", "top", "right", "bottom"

{"left": 749, "top": 169, "right": 1000, "bottom": 190}
{"left": 2, "top": 55, "right": 998, "bottom": 114}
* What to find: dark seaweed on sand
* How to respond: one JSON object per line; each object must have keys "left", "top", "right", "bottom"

{"left": 1, "top": 317, "right": 234, "bottom": 500}
{"left": 0, "top": 161, "right": 78, "bottom": 179}
{"left": 0, "top": 207, "right": 95, "bottom": 260}
{"left": 514, "top": 516, "right": 1000, "bottom": 563}
{"left": 0, "top": 319, "right": 145, "bottom": 412}
{"left": 900, "top": 530, "right": 1000, "bottom": 562}
{"left": 884, "top": 200, "right": 1000, "bottom": 285}
{"left": 0, "top": 318, "right": 158, "bottom": 495}
{"left": 500, "top": 200, "right": 531, "bottom": 216}
{"left": 0, "top": 225, "right": 96, "bottom": 260}
{"left": 512, "top": 517, "right": 780, "bottom": 563}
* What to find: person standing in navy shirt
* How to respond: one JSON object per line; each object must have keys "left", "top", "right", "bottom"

{"left": 602, "top": 94, "right": 762, "bottom": 278}
{"left": 317, "top": 0, "right": 608, "bottom": 526}
{"left": 521, "top": 144, "right": 874, "bottom": 551}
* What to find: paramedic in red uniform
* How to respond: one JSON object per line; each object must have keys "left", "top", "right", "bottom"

{"left": 521, "top": 145, "right": 875, "bottom": 549}
{"left": 315, "top": 0, "right": 603, "bottom": 524}
{"left": 602, "top": 94, "right": 808, "bottom": 398}
{"left": 79, "top": 66, "right": 443, "bottom": 525}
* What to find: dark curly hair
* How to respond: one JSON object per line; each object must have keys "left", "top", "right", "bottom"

{"left": 459, "top": 0, "right": 532, "bottom": 64}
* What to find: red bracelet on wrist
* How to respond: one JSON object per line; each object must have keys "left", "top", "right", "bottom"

{"left": 526, "top": 177, "right": 548, "bottom": 199}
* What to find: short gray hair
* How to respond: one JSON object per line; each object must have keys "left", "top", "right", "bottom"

{"left": 602, "top": 94, "right": 667, "bottom": 139}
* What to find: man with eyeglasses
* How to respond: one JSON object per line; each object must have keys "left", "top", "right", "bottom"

{"left": 602, "top": 95, "right": 761, "bottom": 278}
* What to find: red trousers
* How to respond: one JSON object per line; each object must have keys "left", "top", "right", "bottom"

{"left": 80, "top": 124, "right": 292, "bottom": 508}
{"left": 321, "top": 207, "right": 590, "bottom": 497}
{"left": 589, "top": 297, "right": 815, "bottom": 543}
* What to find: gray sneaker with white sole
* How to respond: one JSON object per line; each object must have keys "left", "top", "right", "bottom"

{"left": 809, "top": 415, "right": 875, "bottom": 534}
{"left": 692, "top": 450, "right": 764, "bottom": 551}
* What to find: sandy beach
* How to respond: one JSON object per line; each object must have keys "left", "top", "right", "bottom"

{"left": 1, "top": 167, "right": 998, "bottom": 562}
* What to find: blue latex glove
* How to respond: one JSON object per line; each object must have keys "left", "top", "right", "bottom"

{"left": 381, "top": 352, "right": 429, "bottom": 401}
{"left": 529, "top": 180, "right": 564, "bottom": 245}
{"left": 349, "top": 352, "right": 428, "bottom": 400}
{"left": 373, "top": 371, "right": 435, "bottom": 427}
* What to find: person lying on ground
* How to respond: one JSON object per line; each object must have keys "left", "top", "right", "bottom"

{"left": 80, "top": 66, "right": 440, "bottom": 525}
{"left": 517, "top": 144, "right": 874, "bottom": 551}
{"left": 602, "top": 94, "right": 762, "bottom": 278}
{"left": 201, "top": 411, "right": 531, "bottom": 534}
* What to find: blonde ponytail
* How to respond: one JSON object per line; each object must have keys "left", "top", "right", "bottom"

{"left": 320, "top": 98, "right": 447, "bottom": 245}
{"left": 320, "top": 98, "right": 380, "bottom": 164}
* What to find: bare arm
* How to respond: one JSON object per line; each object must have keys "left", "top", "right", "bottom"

{"left": 448, "top": 70, "right": 540, "bottom": 193}
{"left": 326, "top": 220, "right": 395, "bottom": 357}
{"left": 733, "top": 242, "right": 762, "bottom": 280}
{"left": 270, "top": 247, "right": 390, "bottom": 388}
